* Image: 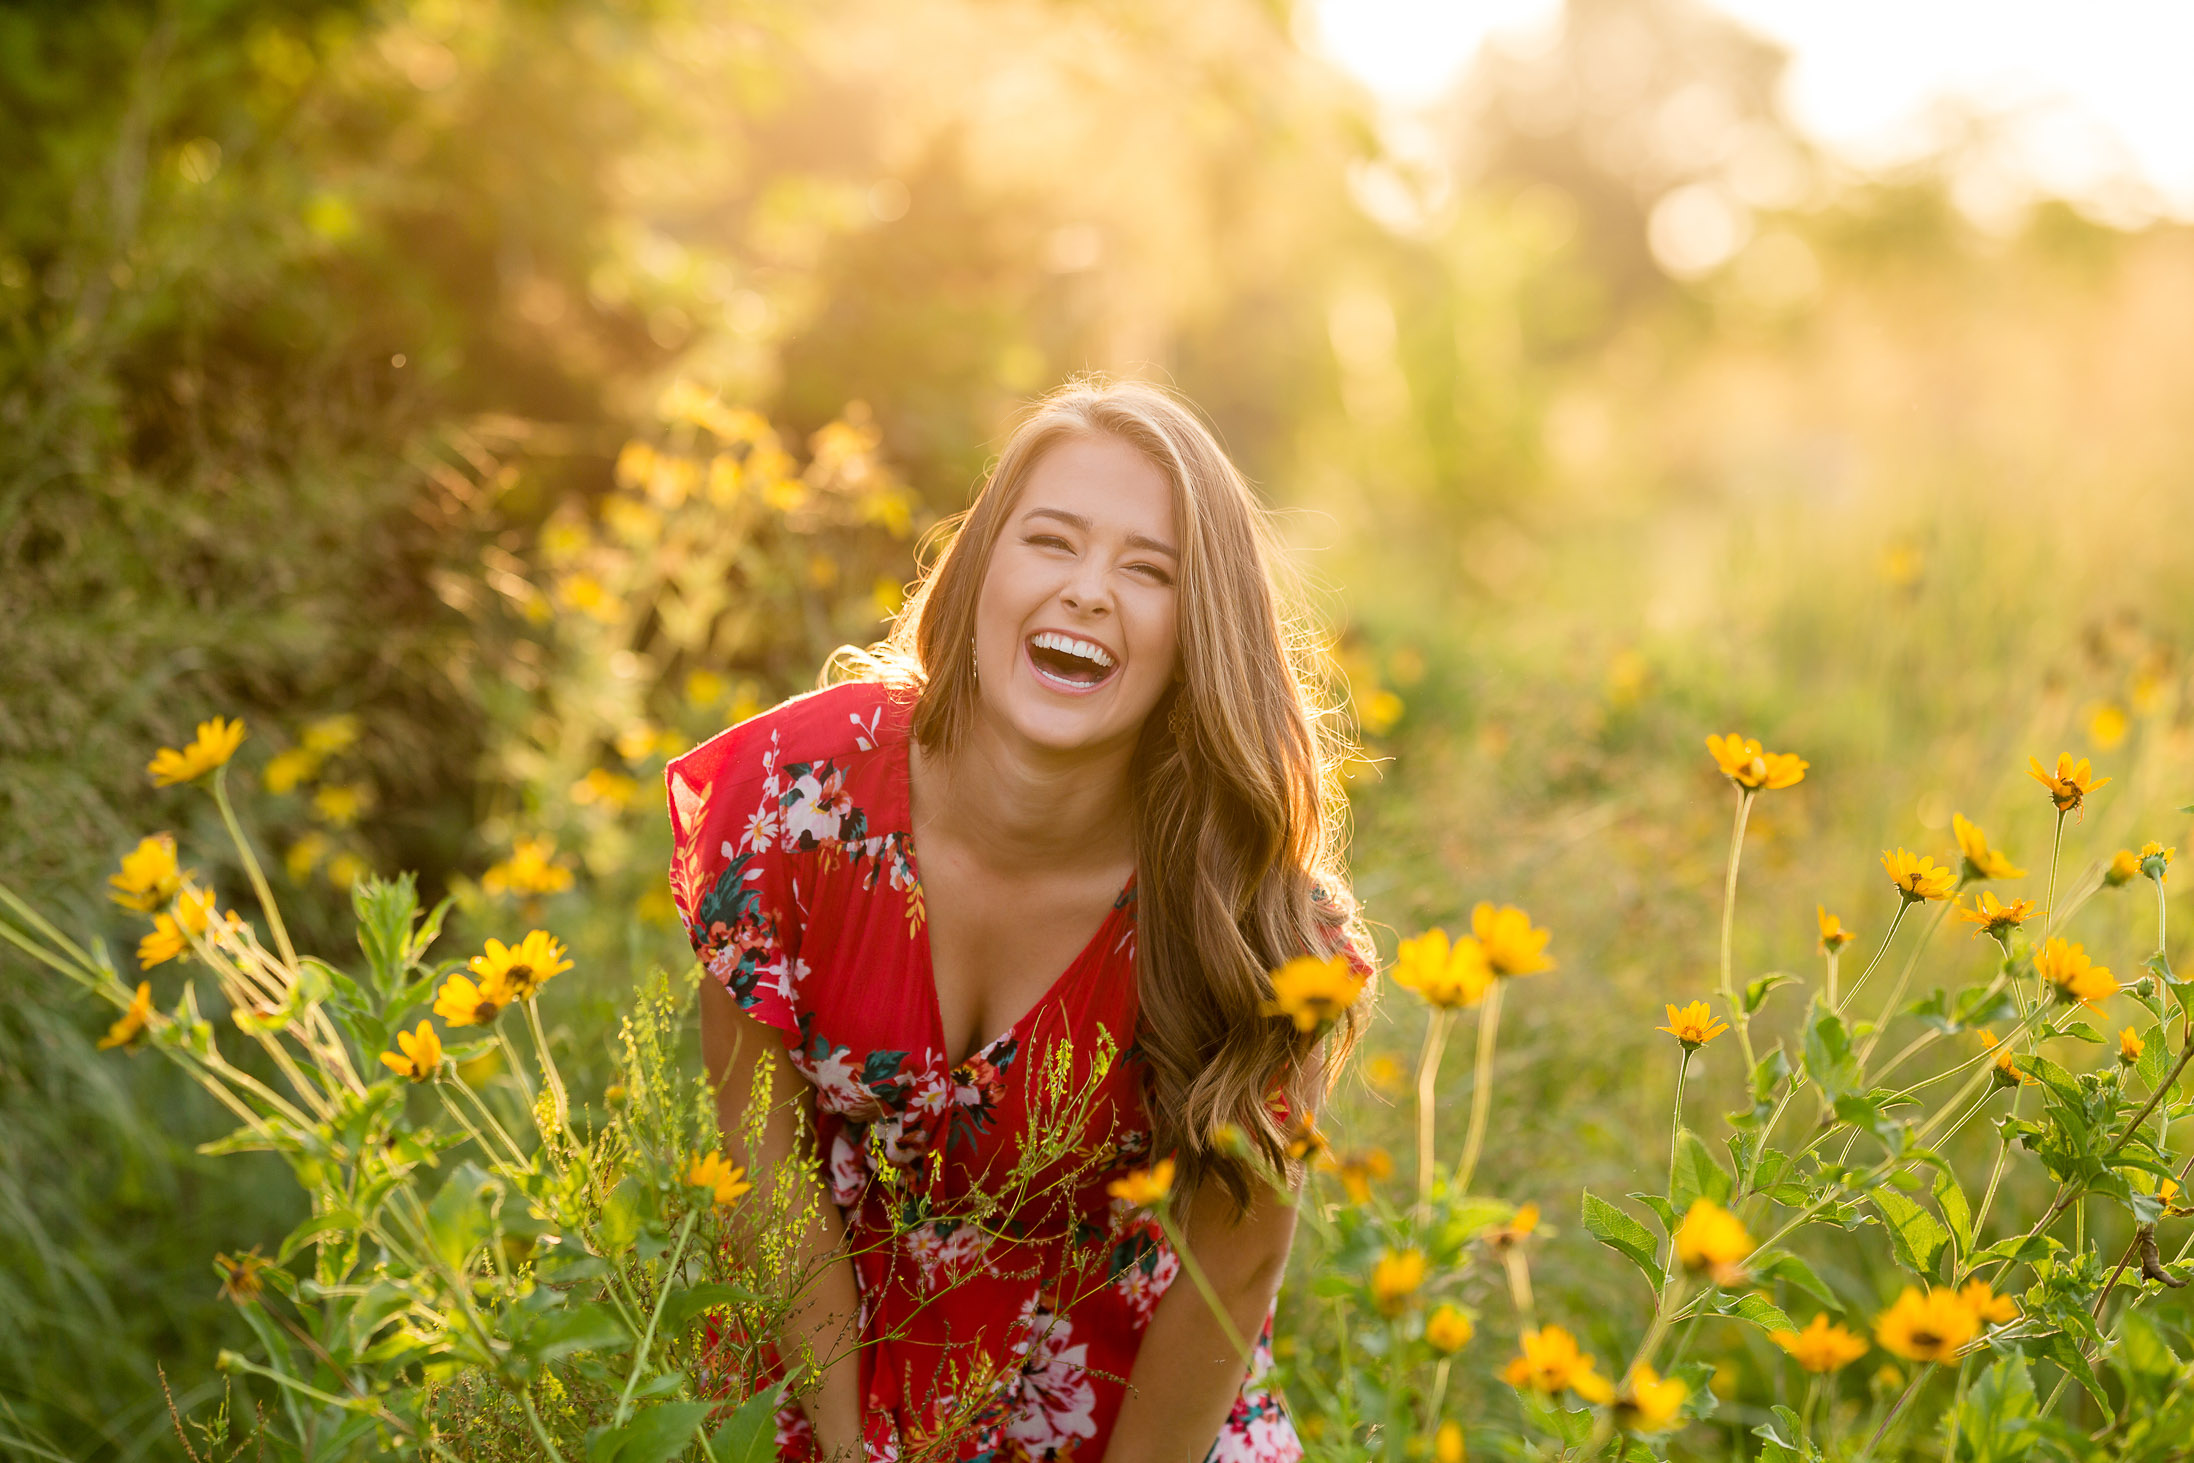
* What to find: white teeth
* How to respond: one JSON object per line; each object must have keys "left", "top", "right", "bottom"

{"left": 1030, "top": 631, "right": 1115, "bottom": 669}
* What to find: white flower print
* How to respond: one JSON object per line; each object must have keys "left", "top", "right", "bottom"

{"left": 801, "top": 1046, "right": 875, "bottom": 1117}
{"left": 740, "top": 796, "right": 781, "bottom": 853}
{"left": 902, "top": 1220, "right": 992, "bottom": 1289}
{"left": 1001, "top": 1298, "right": 1099, "bottom": 1451}
{"left": 826, "top": 1129, "right": 869, "bottom": 1207}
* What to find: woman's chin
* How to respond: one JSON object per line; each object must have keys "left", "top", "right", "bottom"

{"left": 984, "top": 687, "right": 1154, "bottom": 756}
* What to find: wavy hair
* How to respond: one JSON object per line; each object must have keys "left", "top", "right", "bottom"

{"left": 838, "top": 376, "right": 1367, "bottom": 1206}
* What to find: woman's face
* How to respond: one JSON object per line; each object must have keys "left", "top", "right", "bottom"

{"left": 971, "top": 433, "right": 1182, "bottom": 757}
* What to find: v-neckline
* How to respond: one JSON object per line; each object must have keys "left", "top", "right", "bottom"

{"left": 896, "top": 720, "right": 1135, "bottom": 1069}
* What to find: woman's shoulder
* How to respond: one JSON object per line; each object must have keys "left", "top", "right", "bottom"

{"left": 666, "top": 679, "right": 910, "bottom": 825}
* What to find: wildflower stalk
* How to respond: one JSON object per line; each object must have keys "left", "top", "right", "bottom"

{"left": 1414, "top": 1007, "right": 1453, "bottom": 1216}
{"left": 1941, "top": 1353, "right": 1977, "bottom": 1463}
{"left": 212, "top": 766, "right": 298, "bottom": 972}
{"left": 0, "top": 879, "right": 97, "bottom": 973}
{"left": 1667, "top": 1047, "right": 1692, "bottom": 1195}
{"left": 1449, "top": 980, "right": 1505, "bottom": 1196}
{"left": 521, "top": 1392, "right": 573, "bottom": 1463}
{"left": 1856, "top": 1364, "right": 1932, "bottom": 1463}
{"left": 614, "top": 1206, "right": 701, "bottom": 1427}
{"left": 2041, "top": 809, "right": 2068, "bottom": 940}
{"left": 1716, "top": 789, "right": 1759, "bottom": 1071}
{"left": 1836, "top": 898, "right": 1913, "bottom": 1015}
{"left": 1853, "top": 898, "right": 1953, "bottom": 1067}
{"left": 526, "top": 997, "right": 573, "bottom": 1138}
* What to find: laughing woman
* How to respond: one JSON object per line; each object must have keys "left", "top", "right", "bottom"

{"left": 665, "top": 378, "right": 1371, "bottom": 1462}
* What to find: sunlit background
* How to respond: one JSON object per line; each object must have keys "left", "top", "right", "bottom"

{"left": 7, "top": 0, "right": 2194, "bottom": 1454}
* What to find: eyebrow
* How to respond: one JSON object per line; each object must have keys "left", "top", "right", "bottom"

{"left": 1020, "top": 506, "right": 1179, "bottom": 560}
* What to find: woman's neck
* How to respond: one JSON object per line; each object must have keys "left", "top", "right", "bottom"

{"left": 913, "top": 712, "right": 1139, "bottom": 875}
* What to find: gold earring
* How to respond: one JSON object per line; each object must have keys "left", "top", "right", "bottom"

{"left": 970, "top": 634, "right": 979, "bottom": 684}
{"left": 1168, "top": 694, "right": 1189, "bottom": 740}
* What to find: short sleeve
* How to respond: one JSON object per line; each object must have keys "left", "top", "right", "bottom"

{"left": 665, "top": 725, "right": 806, "bottom": 1039}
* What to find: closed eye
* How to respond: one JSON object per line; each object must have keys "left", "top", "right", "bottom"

{"left": 1024, "top": 532, "right": 1074, "bottom": 552}
{"left": 1127, "top": 561, "right": 1173, "bottom": 586}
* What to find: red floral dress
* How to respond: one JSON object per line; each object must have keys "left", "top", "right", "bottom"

{"left": 666, "top": 681, "right": 1302, "bottom": 1463}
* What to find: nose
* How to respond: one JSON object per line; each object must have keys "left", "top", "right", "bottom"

{"left": 1059, "top": 559, "right": 1112, "bottom": 617}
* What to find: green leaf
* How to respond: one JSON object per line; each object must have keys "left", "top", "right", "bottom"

{"left": 1957, "top": 1356, "right": 2044, "bottom": 1461}
{"left": 426, "top": 1163, "right": 497, "bottom": 1272}
{"left": 1670, "top": 1128, "right": 1733, "bottom": 1211}
{"left": 1974, "top": 1232, "right": 2059, "bottom": 1268}
{"left": 1745, "top": 972, "right": 1799, "bottom": 1014}
{"left": 1870, "top": 1188, "right": 1949, "bottom": 1278}
{"left": 1581, "top": 1191, "right": 1663, "bottom": 1291}
{"left": 353, "top": 873, "right": 422, "bottom": 1000}
{"left": 1627, "top": 1192, "right": 1680, "bottom": 1236}
{"left": 1671, "top": 1358, "right": 1718, "bottom": 1421}
{"left": 1752, "top": 1249, "right": 1838, "bottom": 1311}
{"left": 2055, "top": 1021, "right": 2104, "bottom": 1044}
{"left": 1713, "top": 1290, "right": 1797, "bottom": 1336}
{"left": 530, "top": 1303, "right": 629, "bottom": 1364}
{"left": 588, "top": 1401, "right": 714, "bottom": 1463}
{"left": 708, "top": 1386, "right": 787, "bottom": 1463}
{"left": 659, "top": 1281, "right": 760, "bottom": 1336}
{"left": 1803, "top": 999, "right": 1859, "bottom": 1100}
{"left": 277, "top": 1209, "right": 362, "bottom": 1264}
{"left": 2145, "top": 949, "right": 2183, "bottom": 987}
{"left": 1932, "top": 1165, "right": 1973, "bottom": 1259}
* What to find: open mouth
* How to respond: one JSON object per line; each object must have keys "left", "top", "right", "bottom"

{"left": 1024, "top": 630, "right": 1119, "bottom": 692}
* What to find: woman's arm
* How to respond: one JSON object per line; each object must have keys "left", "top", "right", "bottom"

{"left": 700, "top": 978, "right": 865, "bottom": 1461}
{"left": 1104, "top": 1174, "right": 1300, "bottom": 1463}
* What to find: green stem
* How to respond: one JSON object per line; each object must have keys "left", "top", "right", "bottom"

{"left": 1941, "top": 1352, "right": 1976, "bottom": 1463}
{"left": 1854, "top": 897, "right": 1954, "bottom": 1067}
{"left": 2042, "top": 810, "right": 2068, "bottom": 941}
{"left": 1450, "top": 981, "right": 1505, "bottom": 1196}
{"left": 615, "top": 1208, "right": 700, "bottom": 1426}
{"left": 1667, "top": 1047, "right": 1692, "bottom": 1196}
{"left": 212, "top": 767, "right": 298, "bottom": 972}
{"left": 1717, "top": 789, "right": 1759, "bottom": 1071}
{"left": 521, "top": 1392, "right": 572, "bottom": 1463}
{"left": 525, "top": 997, "right": 572, "bottom": 1139}
{"left": 1415, "top": 1007, "right": 1453, "bottom": 1219}
{"left": 1855, "top": 1365, "right": 1932, "bottom": 1463}
{"left": 0, "top": 880, "right": 99, "bottom": 974}
{"left": 1837, "top": 898, "right": 1914, "bottom": 1016}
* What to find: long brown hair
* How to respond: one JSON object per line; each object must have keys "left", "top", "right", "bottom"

{"left": 842, "top": 376, "right": 1367, "bottom": 1205}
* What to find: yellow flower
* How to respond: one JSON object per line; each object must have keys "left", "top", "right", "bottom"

{"left": 1485, "top": 1202, "right": 1540, "bottom": 1250}
{"left": 1261, "top": 954, "right": 1366, "bottom": 1032}
{"left": 2036, "top": 937, "right": 2118, "bottom": 1009}
{"left": 261, "top": 746, "right": 322, "bottom": 795}
{"left": 1704, "top": 733, "right": 1809, "bottom": 792}
{"left": 570, "top": 767, "right": 639, "bottom": 808}
{"left": 1281, "top": 1114, "right": 1329, "bottom": 1163}
{"left": 285, "top": 832, "right": 328, "bottom": 884}
{"left": 108, "top": 834, "right": 183, "bottom": 911}
{"left": 1958, "top": 1279, "right": 2019, "bottom": 1326}
{"left": 1612, "top": 1364, "right": 1688, "bottom": 1432}
{"left": 2028, "top": 752, "right": 2109, "bottom": 816}
{"left": 312, "top": 782, "right": 370, "bottom": 827}
{"left": 1363, "top": 1054, "right": 1405, "bottom": 1096}
{"left": 380, "top": 1021, "right": 443, "bottom": 1082}
{"left": 1107, "top": 1158, "right": 1176, "bottom": 1208}
{"left": 1324, "top": 1148, "right": 1394, "bottom": 1204}
{"left": 215, "top": 1248, "right": 272, "bottom": 1305}
{"left": 1882, "top": 848, "right": 1956, "bottom": 903}
{"left": 301, "top": 714, "right": 360, "bottom": 755}
{"left": 1955, "top": 890, "right": 2035, "bottom": 941}
{"left": 1471, "top": 903, "right": 1554, "bottom": 978}
{"left": 1433, "top": 1421, "right": 1464, "bottom": 1463}
{"left": 147, "top": 717, "right": 247, "bottom": 786}
{"left": 685, "top": 668, "right": 730, "bottom": 709}
{"left": 2160, "top": 1179, "right": 2192, "bottom": 1217}
{"left": 1658, "top": 1001, "right": 1729, "bottom": 1050}
{"left": 1816, "top": 905, "right": 1854, "bottom": 954}
{"left": 326, "top": 851, "right": 369, "bottom": 888}
{"left": 1502, "top": 1325, "right": 1615, "bottom": 1404}
{"left": 2118, "top": 1027, "right": 2144, "bottom": 1066}
{"left": 683, "top": 1151, "right": 754, "bottom": 1207}
{"left": 482, "top": 835, "right": 575, "bottom": 898}
{"left": 615, "top": 723, "right": 659, "bottom": 763}
{"left": 1391, "top": 929, "right": 1495, "bottom": 1008}
{"left": 1426, "top": 1303, "right": 1475, "bottom": 1353}
{"left": 1771, "top": 1314, "right": 1869, "bottom": 1373}
{"left": 2139, "top": 841, "right": 2174, "bottom": 882}
{"left": 1372, "top": 1249, "right": 1427, "bottom": 1315}
{"left": 2105, "top": 849, "right": 2141, "bottom": 888}
{"left": 1952, "top": 814, "right": 2026, "bottom": 881}
{"left": 1977, "top": 1028, "right": 2031, "bottom": 1088}
{"left": 1674, "top": 1199, "right": 1752, "bottom": 1284}
{"left": 433, "top": 970, "right": 512, "bottom": 1028}
{"left": 99, "top": 982, "right": 155, "bottom": 1050}
{"left": 1873, "top": 1286, "right": 1978, "bottom": 1363}
{"left": 138, "top": 887, "right": 224, "bottom": 969}
{"left": 469, "top": 930, "right": 572, "bottom": 1002}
